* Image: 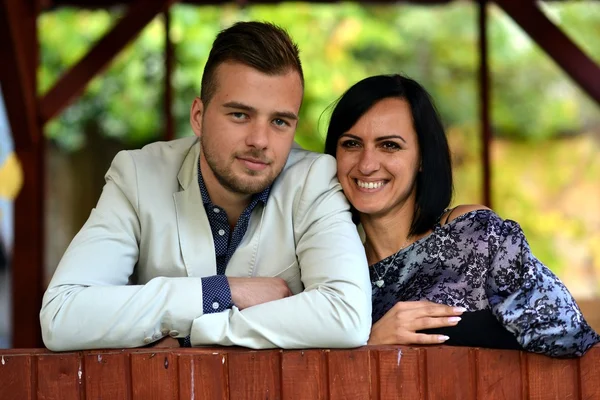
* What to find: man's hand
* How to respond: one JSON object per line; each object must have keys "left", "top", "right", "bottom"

{"left": 367, "top": 300, "right": 465, "bottom": 345}
{"left": 228, "top": 277, "right": 293, "bottom": 310}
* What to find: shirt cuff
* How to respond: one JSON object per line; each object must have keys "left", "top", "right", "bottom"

{"left": 201, "top": 274, "right": 233, "bottom": 314}
{"left": 180, "top": 275, "right": 232, "bottom": 348}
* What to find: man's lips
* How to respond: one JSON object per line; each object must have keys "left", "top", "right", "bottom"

{"left": 238, "top": 156, "right": 269, "bottom": 171}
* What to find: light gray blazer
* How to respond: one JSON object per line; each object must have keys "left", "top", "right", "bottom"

{"left": 40, "top": 137, "right": 371, "bottom": 351}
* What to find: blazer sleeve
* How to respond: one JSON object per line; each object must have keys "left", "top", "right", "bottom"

{"left": 484, "top": 215, "right": 600, "bottom": 357}
{"left": 189, "top": 155, "right": 372, "bottom": 349}
{"left": 40, "top": 151, "right": 205, "bottom": 351}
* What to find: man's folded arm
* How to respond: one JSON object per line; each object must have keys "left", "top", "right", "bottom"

{"left": 39, "top": 151, "right": 206, "bottom": 351}
{"left": 189, "top": 155, "right": 373, "bottom": 349}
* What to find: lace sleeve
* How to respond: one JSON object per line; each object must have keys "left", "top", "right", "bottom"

{"left": 484, "top": 216, "right": 600, "bottom": 357}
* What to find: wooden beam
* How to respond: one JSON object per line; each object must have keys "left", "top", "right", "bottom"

{"left": 1, "top": 0, "right": 46, "bottom": 348}
{"left": 164, "top": 10, "right": 175, "bottom": 141}
{"left": 478, "top": 0, "right": 492, "bottom": 208}
{"left": 0, "top": 0, "right": 41, "bottom": 149}
{"left": 43, "top": 0, "right": 453, "bottom": 8}
{"left": 495, "top": 0, "right": 600, "bottom": 105}
{"left": 39, "top": 0, "right": 178, "bottom": 124}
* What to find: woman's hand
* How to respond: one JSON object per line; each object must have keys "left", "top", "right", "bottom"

{"left": 367, "top": 301, "right": 465, "bottom": 345}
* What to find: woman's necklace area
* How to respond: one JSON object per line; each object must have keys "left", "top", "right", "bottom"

{"left": 369, "top": 236, "right": 411, "bottom": 288}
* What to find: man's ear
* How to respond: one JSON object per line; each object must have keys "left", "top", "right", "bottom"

{"left": 190, "top": 97, "right": 204, "bottom": 138}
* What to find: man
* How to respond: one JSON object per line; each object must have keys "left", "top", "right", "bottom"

{"left": 40, "top": 21, "right": 371, "bottom": 351}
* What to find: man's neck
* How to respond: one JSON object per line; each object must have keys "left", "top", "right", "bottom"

{"left": 199, "top": 159, "right": 251, "bottom": 228}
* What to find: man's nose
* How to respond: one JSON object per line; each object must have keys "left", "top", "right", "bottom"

{"left": 246, "top": 121, "right": 269, "bottom": 149}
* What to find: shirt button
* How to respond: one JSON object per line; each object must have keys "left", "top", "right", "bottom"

{"left": 143, "top": 337, "right": 152, "bottom": 344}
{"left": 213, "top": 208, "right": 220, "bottom": 213}
{"left": 218, "top": 229, "right": 225, "bottom": 236}
{"left": 212, "top": 302, "right": 220, "bottom": 310}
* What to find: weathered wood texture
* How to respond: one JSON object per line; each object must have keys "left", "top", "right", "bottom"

{"left": 0, "top": 345, "right": 598, "bottom": 399}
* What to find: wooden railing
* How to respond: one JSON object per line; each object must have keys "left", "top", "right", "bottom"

{"left": 1, "top": 345, "right": 598, "bottom": 399}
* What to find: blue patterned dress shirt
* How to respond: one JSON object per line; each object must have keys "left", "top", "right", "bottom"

{"left": 181, "top": 162, "right": 271, "bottom": 347}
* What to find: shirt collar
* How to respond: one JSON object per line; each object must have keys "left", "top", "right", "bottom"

{"left": 197, "top": 161, "right": 271, "bottom": 207}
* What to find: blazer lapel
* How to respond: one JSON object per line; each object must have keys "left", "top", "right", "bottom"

{"left": 173, "top": 140, "right": 217, "bottom": 277}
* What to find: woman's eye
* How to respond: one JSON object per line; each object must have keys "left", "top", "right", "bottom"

{"left": 340, "top": 140, "right": 360, "bottom": 148}
{"left": 381, "top": 141, "right": 401, "bottom": 150}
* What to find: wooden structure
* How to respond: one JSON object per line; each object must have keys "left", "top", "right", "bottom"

{"left": 1, "top": 0, "right": 599, "bottom": 349}
{"left": 1, "top": 345, "right": 599, "bottom": 399}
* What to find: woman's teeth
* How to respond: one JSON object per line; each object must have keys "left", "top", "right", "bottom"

{"left": 357, "top": 180, "right": 384, "bottom": 189}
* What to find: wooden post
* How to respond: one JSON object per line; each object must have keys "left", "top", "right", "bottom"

{"left": 478, "top": 0, "right": 492, "bottom": 208}
{"left": 0, "top": 0, "right": 45, "bottom": 348}
{"left": 164, "top": 9, "right": 175, "bottom": 141}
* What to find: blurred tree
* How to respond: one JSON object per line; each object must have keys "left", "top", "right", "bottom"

{"left": 37, "top": 3, "right": 600, "bottom": 284}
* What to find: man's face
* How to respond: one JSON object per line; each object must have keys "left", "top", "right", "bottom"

{"left": 191, "top": 61, "right": 303, "bottom": 197}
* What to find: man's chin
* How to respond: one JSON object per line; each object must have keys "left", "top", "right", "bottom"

{"left": 228, "top": 174, "right": 273, "bottom": 195}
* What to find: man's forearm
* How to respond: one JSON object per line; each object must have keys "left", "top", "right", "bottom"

{"left": 40, "top": 277, "right": 205, "bottom": 351}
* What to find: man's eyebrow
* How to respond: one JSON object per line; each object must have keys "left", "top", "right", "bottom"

{"left": 222, "top": 101, "right": 256, "bottom": 112}
{"left": 222, "top": 101, "right": 298, "bottom": 121}
{"left": 273, "top": 111, "right": 298, "bottom": 121}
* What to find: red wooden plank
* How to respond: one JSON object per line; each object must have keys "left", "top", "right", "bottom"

{"left": 374, "top": 347, "right": 423, "bottom": 400}
{"left": 580, "top": 346, "right": 600, "bottom": 400}
{"left": 84, "top": 352, "right": 130, "bottom": 399}
{"left": 228, "top": 350, "right": 282, "bottom": 400}
{"left": 425, "top": 346, "right": 476, "bottom": 400}
{"left": 39, "top": 0, "right": 177, "bottom": 124}
{"left": 0, "top": 354, "right": 33, "bottom": 400}
{"left": 475, "top": 349, "right": 523, "bottom": 400}
{"left": 327, "top": 349, "right": 371, "bottom": 399}
{"left": 130, "top": 352, "right": 178, "bottom": 400}
{"left": 281, "top": 350, "right": 326, "bottom": 400}
{"left": 178, "top": 352, "right": 229, "bottom": 400}
{"left": 36, "top": 353, "right": 82, "bottom": 400}
{"left": 495, "top": 0, "right": 600, "bottom": 105}
{"left": 526, "top": 352, "right": 579, "bottom": 400}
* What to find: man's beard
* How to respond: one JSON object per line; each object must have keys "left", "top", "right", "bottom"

{"left": 200, "top": 135, "right": 275, "bottom": 195}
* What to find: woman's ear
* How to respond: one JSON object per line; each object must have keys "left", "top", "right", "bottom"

{"left": 190, "top": 97, "right": 204, "bottom": 138}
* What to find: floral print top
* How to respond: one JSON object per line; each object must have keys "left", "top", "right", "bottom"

{"left": 369, "top": 209, "right": 600, "bottom": 357}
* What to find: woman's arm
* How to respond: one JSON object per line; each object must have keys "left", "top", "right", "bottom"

{"left": 484, "top": 214, "right": 600, "bottom": 357}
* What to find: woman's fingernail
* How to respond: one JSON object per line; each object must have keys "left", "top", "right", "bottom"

{"left": 448, "top": 317, "right": 461, "bottom": 323}
{"left": 439, "top": 335, "right": 450, "bottom": 342}
{"left": 453, "top": 307, "right": 467, "bottom": 313}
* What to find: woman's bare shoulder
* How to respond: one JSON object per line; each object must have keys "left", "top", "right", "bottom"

{"left": 441, "top": 204, "right": 492, "bottom": 225}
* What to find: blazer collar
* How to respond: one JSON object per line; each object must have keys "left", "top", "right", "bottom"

{"left": 173, "top": 139, "right": 217, "bottom": 277}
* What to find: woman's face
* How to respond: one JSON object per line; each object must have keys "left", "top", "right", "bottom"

{"left": 335, "top": 97, "right": 421, "bottom": 219}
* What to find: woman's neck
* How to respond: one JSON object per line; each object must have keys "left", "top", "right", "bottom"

{"left": 360, "top": 205, "right": 415, "bottom": 265}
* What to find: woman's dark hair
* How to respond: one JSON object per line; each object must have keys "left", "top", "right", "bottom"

{"left": 324, "top": 74, "right": 453, "bottom": 236}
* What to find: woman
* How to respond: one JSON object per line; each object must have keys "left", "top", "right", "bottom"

{"left": 325, "top": 74, "right": 599, "bottom": 357}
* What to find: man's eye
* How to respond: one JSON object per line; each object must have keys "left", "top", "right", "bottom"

{"left": 273, "top": 118, "right": 289, "bottom": 127}
{"left": 231, "top": 112, "right": 247, "bottom": 119}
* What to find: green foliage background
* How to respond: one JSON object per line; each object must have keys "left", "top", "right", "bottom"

{"left": 38, "top": 2, "right": 600, "bottom": 290}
